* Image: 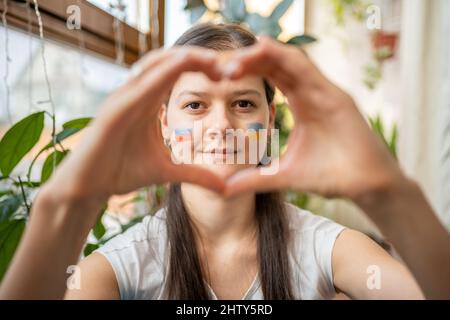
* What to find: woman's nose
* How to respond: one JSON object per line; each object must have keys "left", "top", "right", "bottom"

{"left": 206, "top": 105, "right": 234, "bottom": 139}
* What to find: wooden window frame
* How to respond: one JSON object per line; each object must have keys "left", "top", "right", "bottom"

{"left": 0, "top": 0, "right": 165, "bottom": 66}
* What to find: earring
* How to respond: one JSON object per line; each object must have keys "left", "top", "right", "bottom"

{"left": 164, "top": 137, "right": 171, "bottom": 148}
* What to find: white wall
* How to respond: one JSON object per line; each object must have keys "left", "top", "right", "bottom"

{"left": 399, "top": 0, "right": 450, "bottom": 229}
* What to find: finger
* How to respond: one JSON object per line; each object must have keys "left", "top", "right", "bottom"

{"left": 219, "top": 40, "right": 302, "bottom": 96}
{"left": 137, "top": 49, "right": 223, "bottom": 105}
{"left": 164, "top": 163, "right": 226, "bottom": 194}
{"left": 224, "top": 163, "right": 289, "bottom": 198}
{"left": 225, "top": 37, "right": 307, "bottom": 83}
{"left": 132, "top": 46, "right": 220, "bottom": 81}
{"left": 115, "top": 49, "right": 222, "bottom": 121}
{"left": 130, "top": 47, "right": 165, "bottom": 78}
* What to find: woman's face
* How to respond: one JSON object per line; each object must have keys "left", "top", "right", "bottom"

{"left": 160, "top": 71, "right": 276, "bottom": 178}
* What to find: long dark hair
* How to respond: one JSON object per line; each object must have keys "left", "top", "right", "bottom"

{"left": 164, "top": 23, "right": 293, "bottom": 300}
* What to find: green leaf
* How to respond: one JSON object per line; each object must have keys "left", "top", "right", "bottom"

{"left": 0, "top": 112, "right": 45, "bottom": 177}
{"left": 62, "top": 117, "right": 92, "bottom": 130}
{"left": 27, "top": 117, "right": 90, "bottom": 182}
{"left": 221, "top": 0, "right": 247, "bottom": 22}
{"left": 270, "top": 0, "right": 294, "bottom": 21}
{"left": 183, "top": 0, "right": 207, "bottom": 23}
{"left": 83, "top": 243, "right": 99, "bottom": 257}
{"left": 245, "top": 13, "right": 282, "bottom": 38}
{"left": 93, "top": 215, "right": 106, "bottom": 240}
{"left": 12, "top": 180, "right": 40, "bottom": 188}
{"left": 286, "top": 34, "right": 317, "bottom": 45}
{"left": 155, "top": 185, "right": 167, "bottom": 206}
{"left": 0, "top": 189, "right": 14, "bottom": 197}
{"left": 389, "top": 123, "right": 398, "bottom": 159}
{"left": 287, "top": 191, "right": 309, "bottom": 209}
{"left": 120, "top": 215, "right": 146, "bottom": 233}
{"left": 42, "top": 117, "right": 92, "bottom": 151}
{"left": 0, "top": 194, "right": 23, "bottom": 223}
{"left": 40, "top": 150, "right": 68, "bottom": 184}
{"left": 0, "top": 219, "right": 26, "bottom": 282}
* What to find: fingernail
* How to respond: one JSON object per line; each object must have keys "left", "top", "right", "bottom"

{"left": 174, "top": 48, "right": 189, "bottom": 60}
{"left": 204, "top": 50, "right": 216, "bottom": 60}
{"left": 222, "top": 61, "right": 240, "bottom": 79}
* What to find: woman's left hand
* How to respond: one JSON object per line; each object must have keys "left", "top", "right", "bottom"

{"left": 223, "top": 37, "right": 406, "bottom": 201}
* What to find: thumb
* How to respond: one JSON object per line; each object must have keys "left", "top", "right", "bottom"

{"left": 164, "top": 163, "right": 226, "bottom": 194}
{"left": 224, "top": 166, "right": 288, "bottom": 198}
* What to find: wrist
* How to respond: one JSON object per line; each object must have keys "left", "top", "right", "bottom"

{"left": 352, "top": 173, "right": 417, "bottom": 223}
{"left": 32, "top": 182, "right": 108, "bottom": 234}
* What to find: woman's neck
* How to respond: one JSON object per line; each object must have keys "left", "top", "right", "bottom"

{"left": 180, "top": 182, "right": 257, "bottom": 246}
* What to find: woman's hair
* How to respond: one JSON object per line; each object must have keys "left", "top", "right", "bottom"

{"left": 164, "top": 23, "right": 293, "bottom": 299}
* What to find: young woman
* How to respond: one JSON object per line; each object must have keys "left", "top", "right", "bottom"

{"left": 1, "top": 23, "right": 449, "bottom": 300}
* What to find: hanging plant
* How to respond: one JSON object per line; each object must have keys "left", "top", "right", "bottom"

{"left": 329, "top": 0, "right": 368, "bottom": 25}
{"left": 371, "top": 30, "right": 398, "bottom": 60}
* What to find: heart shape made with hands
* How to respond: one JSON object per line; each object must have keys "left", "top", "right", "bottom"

{"left": 128, "top": 37, "right": 400, "bottom": 202}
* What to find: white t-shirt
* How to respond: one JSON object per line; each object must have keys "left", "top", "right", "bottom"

{"left": 95, "top": 202, "right": 346, "bottom": 300}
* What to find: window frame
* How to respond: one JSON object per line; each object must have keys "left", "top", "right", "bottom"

{"left": 0, "top": 0, "right": 165, "bottom": 66}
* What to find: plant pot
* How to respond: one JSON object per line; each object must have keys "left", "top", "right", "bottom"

{"left": 371, "top": 31, "right": 398, "bottom": 60}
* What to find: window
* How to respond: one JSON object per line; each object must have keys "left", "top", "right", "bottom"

{"left": 0, "top": 0, "right": 164, "bottom": 65}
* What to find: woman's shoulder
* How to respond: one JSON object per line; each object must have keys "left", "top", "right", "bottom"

{"left": 283, "top": 202, "right": 346, "bottom": 235}
{"left": 94, "top": 208, "right": 169, "bottom": 299}
{"left": 99, "top": 207, "right": 168, "bottom": 253}
{"left": 283, "top": 202, "right": 347, "bottom": 299}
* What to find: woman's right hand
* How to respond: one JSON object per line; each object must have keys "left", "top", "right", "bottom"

{"left": 42, "top": 47, "right": 225, "bottom": 207}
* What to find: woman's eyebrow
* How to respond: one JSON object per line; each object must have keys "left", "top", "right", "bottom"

{"left": 177, "top": 90, "right": 209, "bottom": 98}
{"left": 232, "top": 89, "right": 262, "bottom": 97}
{"left": 176, "top": 89, "right": 262, "bottom": 101}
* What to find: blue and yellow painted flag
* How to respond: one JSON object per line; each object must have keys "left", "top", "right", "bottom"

{"left": 247, "top": 122, "right": 263, "bottom": 141}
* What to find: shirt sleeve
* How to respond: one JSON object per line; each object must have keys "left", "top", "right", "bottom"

{"left": 286, "top": 203, "right": 347, "bottom": 299}
{"left": 94, "top": 214, "right": 165, "bottom": 300}
{"left": 312, "top": 217, "right": 347, "bottom": 297}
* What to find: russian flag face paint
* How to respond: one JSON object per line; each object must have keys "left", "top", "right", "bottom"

{"left": 174, "top": 128, "right": 192, "bottom": 142}
{"left": 247, "top": 122, "right": 263, "bottom": 141}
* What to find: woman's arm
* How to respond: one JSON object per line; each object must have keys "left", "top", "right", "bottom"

{"left": 0, "top": 48, "right": 225, "bottom": 300}
{"left": 64, "top": 253, "right": 119, "bottom": 300}
{"left": 0, "top": 186, "right": 106, "bottom": 299}
{"left": 332, "top": 229, "right": 424, "bottom": 299}
{"left": 353, "top": 177, "right": 450, "bottom": 299}
{"left": 224, "top": 38, "right": 450, "bottom": 299}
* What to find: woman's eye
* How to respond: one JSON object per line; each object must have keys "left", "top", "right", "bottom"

{"left": 234, "top": 100, "right": 255, "bottom": 109}
{"left": 184, "top": 102, "right": 203, "bottom": 111}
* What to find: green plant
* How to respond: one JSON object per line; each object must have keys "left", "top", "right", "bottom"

{"left": 0, "top": 113, "right": 93, "bottom": 280}
{"left": 362, "top": 46, "right": 394, "bottom": 90}
{"left": 329, "top": 0, "right": 368, "bottom": 25}
{"left": 368, "top": 114, "right": 398, "bottom": 159}
{"left": 184, "top": 0, "right": 317, "bottom": 44}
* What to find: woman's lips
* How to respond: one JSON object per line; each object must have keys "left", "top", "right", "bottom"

{"left": 204, "top": 149, "right": 237, "bottom": 154}
{"left": 202, "top": 148, "right": 238, "bottom": 154}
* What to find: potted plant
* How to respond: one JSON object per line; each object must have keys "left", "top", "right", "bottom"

{"left": 371, "top": 30, "right": 398, "bottom": 60}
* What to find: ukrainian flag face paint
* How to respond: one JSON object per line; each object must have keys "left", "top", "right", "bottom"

{"left": 174, "top": 128, "right": 193, "bottom": 142}
{"left": 247, "top": 122, "right": 263, "bottom": 141}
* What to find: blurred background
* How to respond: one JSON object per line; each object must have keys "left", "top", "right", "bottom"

{"left": 0, "top": 0, "right": 449, "bottom": 284}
